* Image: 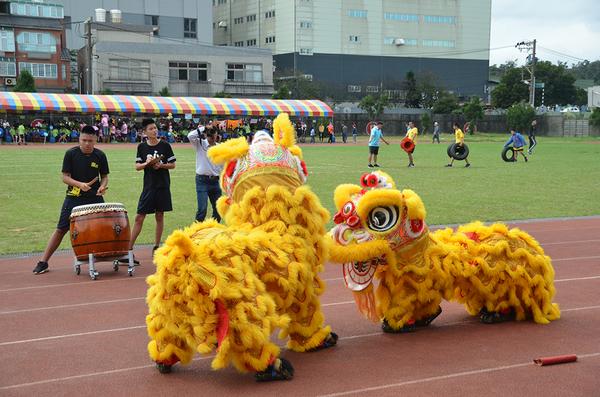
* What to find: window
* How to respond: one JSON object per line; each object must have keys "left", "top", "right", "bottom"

{"left": 265, "top": 36, "right": 275, "bottom": 43}
{"left": 423, "top": 15, "right": 455, "bottom": 23}
{"left": 226, "top": 63, "right": 262, "bottom": 83}
{"left": 11, "top": 3, "right": 63, "bottom": 18}
{"left": 348, "top": 85, "right": 361, "bottom": 92}
{"left": 62, "top": 64, "right": 66, "bottom": 80}
{"left": 64, "top": 16, "right": 72, "bottom": 30}
{"left": 300, "top": 22, "right": 312, "bottom": 28}
{"left": 385, "top": 13, "right": 418, "bottom": 21}
{"left": 234, "top": 17, "right": 244, "bottom": 25}
{"left": 349, "top": 10, "right": 367, "bottom": 18}
{"left": 234, "top": 41, "right": 244, "bottom": 47}
{"left": 299, "top": 48, "right": 313, "bottom": 55}
{"left": 301, "top": 0, "right": 313, "bottom": 2}
{"left": 168, "top": 62, "right": 208, "bottom": 82}
{"left": 0, "top": 30, "right": 15, "bottom": 52}
{"left": 184, "top": 18, "right": 197, "bottom": 38}
{"left": 218, "top": 0, "right": 227, "bottom": 4}
{"left": 246, "top": 39, "right": 256, "bottom": 46}
{"left": 349, "top": 36, "right": 361, "bottom": 42}
{"left": 0, "top": 61, "right": 16, "bottom": 77}
{"left": 247, "top": 15, "right": 256, "bottom": 22}
{"left": 422, "top": 40, "right": 455, "bottom": 47}
{"left": 19, "top": 62, "right": 57, "bottom": 78}
{"left": 109, "top": 59, "right": 150, "bottom": 80}
{"left": 265, "top": 11, "right": 275, "bottom": 18}
{"left": 16, "top": 32, "right": 57, "bottom": 53}
{"left": 145, "top": 15, "right": 159, "bottom": 36}
{"left": 366, "top": 86, "right": 379, "bottom": 93}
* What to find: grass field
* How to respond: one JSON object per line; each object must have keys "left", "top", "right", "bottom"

{"left": 1, "top": 133, "right": 599, "bottom": 255}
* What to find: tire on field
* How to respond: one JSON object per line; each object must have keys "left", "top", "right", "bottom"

{"left": 501, "top": 146, "right": 515, "bottom": 162}
{"left": 449, "top": 143, "right": 469, "bottom": 160}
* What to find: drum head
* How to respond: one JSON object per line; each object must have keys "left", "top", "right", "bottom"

{"left": 70, "top": 202, "right": 127, "bottom": 217}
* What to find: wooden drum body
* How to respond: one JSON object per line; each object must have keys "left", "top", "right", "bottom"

{"left": 70, "top": 203, "right": 131, "bottom": 260}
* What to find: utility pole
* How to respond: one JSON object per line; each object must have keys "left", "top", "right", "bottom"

{"left": 85, "top": 17, "right": 92, "bottom": 95}
{"left": 516, "top": 39, "right": 537, "bottom": 106}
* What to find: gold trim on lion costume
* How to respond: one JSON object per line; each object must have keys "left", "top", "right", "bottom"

{"left": 328, "top": 171, "right": 560, "bottom": 332}
{"left": 146, "top": 113, "right": 336, "bottom": 381}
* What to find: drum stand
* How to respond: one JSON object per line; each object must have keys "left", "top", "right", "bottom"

{"left": 74, "top": 250, "right": 135, "bottom": 280}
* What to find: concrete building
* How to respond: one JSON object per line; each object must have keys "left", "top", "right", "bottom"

{"left": 83, "top": 23, "right": 273, "bottom": 97}
{"left": 0, "top": 1, "right": 71, "bottom": 92}
{"left": 213, "top": 0, "right": 492, "bottom": 96}
{"left": 56, "top": 0, "right": 212, "bottom": 50}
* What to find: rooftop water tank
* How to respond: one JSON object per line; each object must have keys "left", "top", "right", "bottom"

{"left": 110, "top": 9, "right": 122, "bottom": 24}
{"left": 95, "top": 8, "right": 106, "bottom": 23}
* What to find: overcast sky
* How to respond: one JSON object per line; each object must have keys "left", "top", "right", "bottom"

{"left": 490, "top": 0, "right": 600, "bottom": 67}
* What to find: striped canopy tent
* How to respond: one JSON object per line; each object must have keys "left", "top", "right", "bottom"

{"left": 0, "top": 92, "right": 332, "bottom": 117}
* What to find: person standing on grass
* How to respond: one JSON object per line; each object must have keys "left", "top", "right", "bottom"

{"left": 368, "top": 121, "right": 389, "bottom": 168}
{"left": 341, "top": 123, "right": 348, "bottom": 143}
{"left": 405, "top": 121, "right": 418, "bottom": 167}
{"left": 353, "top": 124, "right": 357, "bottom": 143}
{"left": 127, "top": 118, "right": 177, "bottom": 261}
{"left": 433, "top": 122, "right": 440, "bottom": 144}
{"left": 33, "top": 126, "right": 109, "bottom": 274}
{"left": 310, "top": 125, "right": 316, "bottom": 143}
{"left": 318, "top": 124, "right": 324, "bottom": 142}
{"left": 17, "top": 123, "right": 27, "bottom": 145}
{"left": 445, "top": 123, "right": 470, "bottom": 168}
{"left": 188, "top": 122, "right": 222, "bottom": 224}
{"left": 327, "top": 122, "right": 334, "bottom": 143}
{"left": 504, "top": 128, "right": 528, "bottom": 162}
{"left": 528, "top": 120, "right": 537, "bottom": 154}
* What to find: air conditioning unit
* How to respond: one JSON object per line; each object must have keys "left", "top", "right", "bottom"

{"left": 395, "top": 38, "right": 405, "bottom": 46}
{"left": 5, "top": 78, "right": 16, "bottom": 86}
{"left": 218, "top": 20, "right": 228, "bottom": 28}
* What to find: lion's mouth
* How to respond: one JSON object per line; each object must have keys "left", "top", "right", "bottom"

{"left": 343, "top": 257, "right": 385, "bottom": 292}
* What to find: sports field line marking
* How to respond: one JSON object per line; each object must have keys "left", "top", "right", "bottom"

{"left": 0, "top": 356, "right": 211, "bottom": 391}
{"left": 555, "top": 275, "right": 600, "bottom": 282}
{"left": 543, "top": 239, "right": 600, "bottom": 245}
{"left": 0, "top": 325, "right": 147, "bottom": 347}
{"left": 0, "top": 297, "right": 146, "bottom": 315}
{"left": 315, "top": 353, "right": 600, "bottom": 397}
{"left": 552, "top": 256, "right": 600, "bottom": 262}
{"left": 0, "top": 276, "right": 145, "bottom": 293}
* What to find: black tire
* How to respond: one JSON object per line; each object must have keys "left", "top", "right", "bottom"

{"left": 447, "top": 143, "right": 454, "bottom": 157}
{"left": 501, "top": 146, "right": 515, "bottom": 162}
{"left": 450, "top": 143, "right": 469, "bottom": 160}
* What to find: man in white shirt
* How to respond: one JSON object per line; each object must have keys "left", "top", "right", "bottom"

{"left": 188, "top": 123, "right": 223, "bottom": 223}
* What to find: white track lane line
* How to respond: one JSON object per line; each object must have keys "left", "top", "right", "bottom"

{"left": 0, "top": 356, "right": 211, "bottom": 392}
{"left": 0, "top": 276, "right": 146, "bottom": 293}
{"left": 315, "top": 353, "right": 600, "bottom": 397}
{"left": 0, "top": 297, "right": 146, "bottom": 315}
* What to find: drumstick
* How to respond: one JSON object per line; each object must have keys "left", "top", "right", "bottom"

{"left": 87, "top": 177, "right": 99, "bottom": 186}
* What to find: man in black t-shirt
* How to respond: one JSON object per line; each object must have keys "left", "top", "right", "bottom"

{"left": 33, "top": 126, "right": 109, "bottom": 274}
{"left": 528, "top": 120, "right": 537, "bottom": 154}
{"left": 127, "top": 118, "right": 176, "bottom": 259}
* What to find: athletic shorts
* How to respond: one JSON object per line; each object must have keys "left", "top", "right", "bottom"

{"left": 406, "top": 147, "right": 415, "bottom": 154}
{"left": 369, "top": 146, "right": 379, "bottom": 155}
{"left": 57, "top": 196, "right": 105, "bottom": 231}
{"left": 137, "top": 188, "right": 173, "bottom": 214}
{"left": 514, "top": 147, "right": 523, "bottom": 152}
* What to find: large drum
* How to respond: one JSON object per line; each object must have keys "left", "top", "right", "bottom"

{"left": 69, "top": 203, "right": 131, "bottom": 260}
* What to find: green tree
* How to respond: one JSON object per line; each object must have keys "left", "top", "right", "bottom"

{"left": 432, "top": 92, "right": 459, "bottom": 114}
{"left": 316, "top": 79, "right": 347, "bottom": 109}
{"left": 13, "top": 69, "right": 37, "bottom": 92}
{"left": 417, "top": 70, "right": 446, "bottom": 109}
{"left": 100, "top": 88, "right": 114, "bottom": 95}
{"left": 214, "top": 91, "right": 232, "bottom": 98}
{"left": 533, "top": 61, "right": 577, "bottom": 107}
{"left": 589, "top": 107, "right": 600, "bottom": 128}
{"left": 506, "top": 102, "right": 536, "bottom": 133}
{"left": 489, "top": 60, "right": 518, "bottom": 79}
{"left": 402, "top": 70, "right": 420, "bottom": 108}
{"left": 273, "top": 68, "right": 319, "bottom": 100}
{"left": 462, "top": 95, "right": 484, "bottom": 134}
{"left": 272, "top": 84, "right": 290, "bottom": 99}
{"left": 159, "top": 86, "right": 171, "bottom": 97}
{"left": 490, "top": 68, "right": 529, "bottom": 108}
{"left": 420, "top": 111, "right": 431, "bottom": 134}
{"left": 567, "top": 60, "right": 600, "bottom": 85}
{"left": 358, "top": 93, "right": 390, "bottom": 121}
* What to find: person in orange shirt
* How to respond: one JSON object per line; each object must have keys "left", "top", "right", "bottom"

{"left": 327, "top": 123, "right": 334, "bottom": 143}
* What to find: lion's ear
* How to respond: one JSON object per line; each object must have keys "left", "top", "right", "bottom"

{"left": 272, "top": 113, "right": 296, "bottom": 148}
{"left": 334, "top": 184, "right": 363, "bottom": 210}
{"left": 207, "top": 137, "right": 249, "bottom": 165}
{"left": 401, "top": 189, "right": 426, "bottom": 220}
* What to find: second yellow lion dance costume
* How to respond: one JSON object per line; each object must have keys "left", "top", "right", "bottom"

{"left": 145, "top": 114, "right": 337, "bottom": 381}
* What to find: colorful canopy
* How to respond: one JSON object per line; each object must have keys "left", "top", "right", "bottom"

{"left": 0, "top": 92, "right": 333, "bottom": 117}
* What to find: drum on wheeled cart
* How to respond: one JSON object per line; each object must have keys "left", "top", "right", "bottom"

{"left": 69, "top": 202, "right": 135, "bottom": 280}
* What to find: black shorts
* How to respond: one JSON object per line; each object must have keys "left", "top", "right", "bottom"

{"left": 137, "top": 189, "right": 173, "bottom": 214}
{"left": 57, "top": 196, "right": 105, "bottom": 231}
{"left": 369, "top": 146, "right": 379, "bottom": 155}
{"left": 407, "top": 147, "right": 415, "bottom": 154}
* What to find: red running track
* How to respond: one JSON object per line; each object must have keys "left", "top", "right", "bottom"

{"left": 1, "top": 217, "right": 599, "bottom": 396}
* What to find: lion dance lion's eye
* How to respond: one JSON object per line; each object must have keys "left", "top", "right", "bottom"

{"left": 367, "top": 206, "right": 399, "bottom": 232}
{"left": 342, "top": 202, "right": 355, "bottom": 216}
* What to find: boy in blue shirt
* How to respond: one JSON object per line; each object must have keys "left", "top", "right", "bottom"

{"left": 368, "top": 122, "right": 389, "bottom": 168}
{"left": 504, "top": 129, "right": 528, "bottom": 162}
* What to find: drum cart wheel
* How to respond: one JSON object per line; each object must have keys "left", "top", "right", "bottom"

{"left": 75, "top": 265, "right": 80, "bottom": 275}
{"left": 113, "top": 260, "right": 119, "bottom": 271}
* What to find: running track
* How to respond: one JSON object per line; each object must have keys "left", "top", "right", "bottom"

{"left": 1, "top": 217, "right": 599, "bottom": 396}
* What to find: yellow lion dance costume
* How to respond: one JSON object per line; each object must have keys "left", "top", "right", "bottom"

{"left": 328, "top": 171, "right": 560, "bottom": 333}
{"left": 146, "top": 113, "right": 337, "bottom": 382}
